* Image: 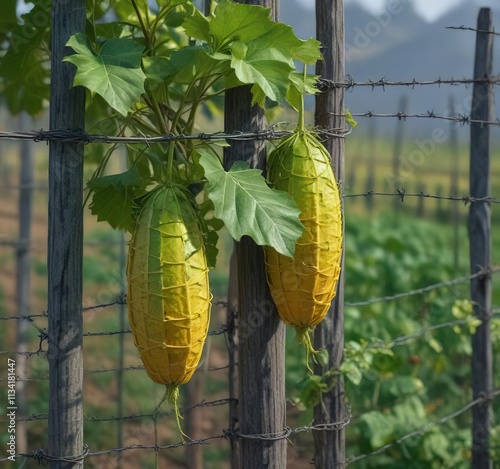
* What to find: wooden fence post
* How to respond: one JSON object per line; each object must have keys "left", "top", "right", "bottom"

{"left": 469, "top": 8, "right": 494, "bottom": 469}
{"left": 313, "top": 0, "right": 347, "bottom": 467}
{"left": 223, "top": 2, "right": 286, "bottom": 468}
{"left": 416, "top": 184, "right": 425, "bottom": 218}
{"left": 227, "top": 247, "right": 240, "bottom": 469}
{"left": 364, "top": 119, "right": 376, "bottom": 212}
{"left": 16, "top": 112, "right": 33, "bottom": 455}
{"left": 116, "top": 232, "right": 126, "bottom": 467}
{"left": 448, "top": 95, "right": 460, "bottom": 269}
{"left": 435, "top": 184, "right": 444, "bottom": 221}
{"left": 48, "top": 0, "right": 86, "bottom": 467}
{"left": 392, "top": 95, "right": 408, "bottom": 216}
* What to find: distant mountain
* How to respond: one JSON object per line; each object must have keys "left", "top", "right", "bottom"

{"left": 283, "top": 0, "right": 500, "bottom": 139}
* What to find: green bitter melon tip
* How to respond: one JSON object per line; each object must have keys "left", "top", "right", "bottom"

{"left": 156, "top": 385, "right": 190, "bottom": 443}
{"left": 296, "top": 327, "right": 330, "bottom": 373}
{"left": 296, "top": 327, "right": 316, "bottom": 374}
{"left": 168, "top": 385, "right": 190, "bottom": 442}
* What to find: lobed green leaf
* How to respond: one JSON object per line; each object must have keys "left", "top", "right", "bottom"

{"left": 199, "top": 151, "right": 305, "bottom": 258}
{"left": 88, "top": 167, "right": 143, "bottom": 232}
{"left": 64, "top": 33, "right": 146, "bottom": 116}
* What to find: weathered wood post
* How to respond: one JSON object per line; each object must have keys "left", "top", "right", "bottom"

{"left": 469, "top": 7, "right": 494, "bottom": 469}
{"left": 435, "top": 184, "right": 444, "bottom": 220}
{"left": 392, "top": 95, "right": 408, "bottom": 216}
{"left": 448, "top": 95, "right": 460, "bottom": 269}
{"left": 48, "top": 0, "right": 86, "bottom": 467}
{"left": 116, "top": 230, "right": 126, "bottom": 468}
{"left": 313, "top": 0, "right": 347, "bottom": 467}
{"left": 223, "top": 1, "right": 286, "bottom": 468}
{"left": 416, "top": 184, "right": 425, "bottom": 218}
{"left": 16, "top": 112, "right": 34, "bottom": 455}
{"left": 364, "top": 118, "right": 376, "bottom": 212}
{"left": 227, "top": 247, "right": 240, "bottom": 469}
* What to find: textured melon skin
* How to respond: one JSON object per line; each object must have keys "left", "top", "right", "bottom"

{"left": 127, "top": 185, "right": 211, "bottom": 386}
{"left": 264, "top": 130, "right": 342, "bottom": 328}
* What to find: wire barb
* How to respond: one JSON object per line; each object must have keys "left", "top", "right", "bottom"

{"left": 0, "top": 127, "right": 350, "bottom": 144}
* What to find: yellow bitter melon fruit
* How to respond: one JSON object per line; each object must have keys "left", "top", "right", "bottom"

{"left": 264, "top": 130, "right": 342, "bottom": 362}
{"left": 127, "top": 184, "right": 211, "bottom": 434}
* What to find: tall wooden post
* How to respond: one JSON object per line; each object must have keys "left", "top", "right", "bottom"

{"left": 116, "top": 233, "right": 126, "bottom": 467}
{"left": 449, "top": 95, "right": 460, "bottom": 269}
{"left": 364, "top": 119, "right": 376, "bottom": 212}
{"left": 48, "top": 0, "right": 86, "bottom": 467}
{"left": 469, "top": 8, "right": 494, "bottom": 469}
{"left": 227, "top": 247, "right": 240, "bottom": 469}
{"left": 313, "top": 0, "right": 346, "bottom": 467}
{"left": 223, "top": 2, "right": 286, "bottom": 468}
{"left": 16, "top": 112, "right": 33, "bottom": 455}
{"left": 392, "top": 95, "right": 408, "bottom": 216}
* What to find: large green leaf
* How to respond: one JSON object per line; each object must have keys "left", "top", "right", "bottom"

{"left": 142, "top": 56, "right": 176, "bottom": 85}
{"left": 231, "top": 49, "right": 292, "bottom": 104}
{"left": 229, "top": 24, "right": 307, "bottom": 104}
{"left": 360, "top": 411, "right": 395, "bottom": 448}
{"left": 209, "top": 2, "right": 273, "bottom": 50}
{"left": 157, "top": 0, "right": 190, "bottom": 6}
{"left": 168, "top": 46, "right": 229, "bottom": 83}
{"left": 64, "top": 33, "right": 146, "bottom": 116}
{"left": 0, "top": 1, "right": 50, "bottom": 114}
{"left": 250, "top": 23, "right": 305, "bottom": 66}
{"left": 286, "top": 72, "right": 319, "bottom": 111}
{"left": 181, "top": 6, "right": 211, "bottom": 43}
{"left": 199, "top": 198, "right": 223, "bottom": 270}
{"left": 0, "top": 0, "right": 17, "bottom": 41}
{"left": 181, "top": 2, "right": 321, "bottom": 105}
{"left": 293, "top": 37, "right": 323, "bottom": 65}
{"left": 199, "top": 151, "right": 304, "bottom": 258}
{"left": 87, "top": 167, "right": 143, "bottom": 232}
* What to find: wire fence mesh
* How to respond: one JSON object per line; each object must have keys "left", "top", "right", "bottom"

{"left": 1, "top": 23, "right": 499, "bottom": 467}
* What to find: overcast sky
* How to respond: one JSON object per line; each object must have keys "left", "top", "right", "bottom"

{"left": 295, "top": 0, "right": 496, "bottom": 22}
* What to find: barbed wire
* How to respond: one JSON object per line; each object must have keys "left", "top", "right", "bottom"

{"left": 0, "top": 262, "right": 493, "bottom": 326}
{"left": 82, "top": 297, "right": 127, "bottom": 312}
{"left": 346, "top": 389, "right": 500, "bottom": 464}
{"left": 0, "top": 238, "right": 125, "bottom": 247}
{"left": 333, "top": 110, "right": 500, "bottom": 126}
{"left": 0, "top": 265, "right": 497, "bottom": 333}
{"left": 446, "top": 25, "right": 500, "bottom": 36}
{"left": 0, "top": 298, "right": 126, "bottom": 322}
{"left": 4, "top": 308, "right": 499, "bottom": 383}
{"left": 0, "top": 189, "right": 496, "bottom": 260}
{"left": 1, "top": 413, "right": 351, "bottom": 463}
{"left": 0, "top": 184, "right": 48, "bottom": 191}
{"left": 344, "top": 190, "right": 500, "bottom": 204}
{"left": 366, "top": 309, "right": 500, "bottom": 351}
{"left": 345, "top": 267, "right": 499, "bottom": 307}
{"left": 0, "top": 190, "right": 495, "bottom": 254}
{"left": 2, "top": 392, "right": 498, "bottom": 464}
{"left": 225, "top": 412, "right": 351, "bottom": 441}
{"left": 81, "top": 323, "right": 228, "bottom": 339}
{"left": 0, "top": 312, "right": 47, "bottom": 321}
{"left": 0, "top": 362, "right": 232, "bottom": 384}
{"left": 318, "top": 75, "right": 500, "bottom": 91}
{"left": 0, "top": 320, "right": 229, "bottom": 358}
{"left": 0, "top": 126, "right": 349, "bottom": 145}
{"left": 0, "top": 397, "right": 234, "bottom": 424}
{"left": 15, "top": 445, "right": 90, "bottom": 466}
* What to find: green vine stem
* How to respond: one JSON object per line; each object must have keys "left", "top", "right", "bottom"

{"left": 297, "top": 66, "right": 308, "bottom": 134}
